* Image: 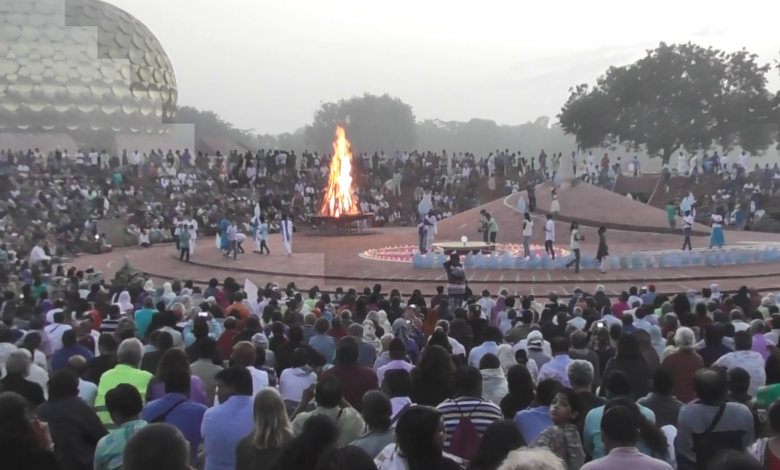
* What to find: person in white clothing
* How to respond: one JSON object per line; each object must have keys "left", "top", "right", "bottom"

{"left": 29, "top": 241, "right": 51, "bottom": 264}
{"left": 44, "top": 311, "right": 73, "bottom": 352}
{"left": 740, "top": 151, "right": 750, "bottom": 170}
{"left": 714, "top": 330, "right": 766, "bottom": 398}
{"left": 281, "top": 213, "right": 293, "bottom": 256}
{"left": 682, "top": 210, "right": 694, "bottom": 251}
{"left": 279, "top": 349, "right": 317, "bottom": 405}
{"left": 188, "top": 220, "right": 198, "bottom": 256}
{"left": 215, "top": 343, "right": 269, "bottom": 405}
{"left": 522, "top": 213, "right": 534, "bottom": 258}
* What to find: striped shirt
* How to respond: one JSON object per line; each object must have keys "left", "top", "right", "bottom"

{"left": 436, "top": 397, "right": 503, "bottom": 450}
{"left": 93, "top": 419, "right": 147, "bottom": 470}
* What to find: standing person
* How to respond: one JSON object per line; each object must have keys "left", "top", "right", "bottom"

{"left": 479, "top": 210, "right": 489, "bottom": 244}
{"left": 543, "top": 214, "right": 555, "bottom": 260}
{"left": 486, "top": 213, "right": 499, "bottom": 248}
{"left": 550, "top": 189, "right": 560, "bottom": 215}
{"left": 226, "top": 220, "right": 239, "bottom": 260}
{"left": 710, "top": 214, "right": 725, "bottom": 249}
{"left": 666, "top": 201, "right": 677, "bottom": 231}
{"left": 178, "top": 224, "right": 190, "bottom": 263}
{"left": 566, "top": 222, "right": 584, "bottom": 273}
{"left": 427, "top": 210, "right": 438, "bottom": 249}
{"left": 596, "top": 227, "right": 609, "bottom": 274}
{"left": 522, "top": 213, "right": 533, "bottom": 258}
{"left": 682, "top": 211, "right": 693, "bottom": 251}
{"left": 256, "top": 216, "right": 270, "bottom": 255}
{"left": 281, "top": 214, "right": 293, "bottom": 257}
{"left": 188, "top": 221, "right": 198, "bottom": 257}
{"left": 527, "top": 184, "right": 537, "bottom": 212}
{"left": 418, "top": 212, "right": 432, "bottom": 254}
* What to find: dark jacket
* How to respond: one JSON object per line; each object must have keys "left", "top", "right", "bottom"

{"left": 274, "top": 341, "right": 326, "bottom": 376}
{"left": 1, "top": 374, "right": 45, "bottom": 408}
{"left": 601, "top": 356, "right": 652, "bottom": 401}
{"left": 235, "top": 435, "right": 288, "bottom": 470}
{"left": 83, "top": 354, "right": 116, "bottom": 385}
{"left": 140, "top": 348, "right": 166, "bottom": 375}
{"left": 35, "top": 396, "right": 108, "bottom": 470}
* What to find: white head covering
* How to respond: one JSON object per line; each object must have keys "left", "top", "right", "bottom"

{"left": 710, "top": 284, "right": 721, "bottom": 300}
{"left": 114, "top": 291, "right": 133, "bottom": 313}
{"left": 496, "top": 344, "right": 517, "bottom": 373}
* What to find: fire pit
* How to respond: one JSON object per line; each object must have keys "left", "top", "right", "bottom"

{"left": 309, "top": 126, "right": 375, "bottom": 236}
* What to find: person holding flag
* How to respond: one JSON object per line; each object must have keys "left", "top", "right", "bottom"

{"left": 281, "top": 213, "right": 293, "bottom": 256}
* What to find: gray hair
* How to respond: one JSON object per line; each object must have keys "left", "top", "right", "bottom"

{"left": 566, "top": 359, "right": 594, "bottom": 388}
{"left": 117, "top": 338, "right": 144, "bottom": 367}
{"left": 751, "top": 319, "right": 768, "bottom": 334}
{"left": 6, "top": 350, "right": 31, "bottom": 375}
{"left": 498, "top": 448, "right": 565, "bottom": 470}
{"left": 572, "top": 306, "right": 583, "bottom": 317}
{"left": 674, "top": 327, "right": 696, "bottom": 349}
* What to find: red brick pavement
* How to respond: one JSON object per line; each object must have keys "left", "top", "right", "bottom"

{"left": 69, "top": 183, "right": 780, "bottom": 298}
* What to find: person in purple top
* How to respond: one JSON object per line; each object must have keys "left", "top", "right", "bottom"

{"left": 202, "top": 367, "right": 255, "bottom": 470}
{"left": 142, "top": 368, "right": 208, "bottom": 466}
{"left": 146, "top": 349, "right": 208, "bottom": 405}
{"left": 51, "top": 329, "right": 93, "bottom": 372}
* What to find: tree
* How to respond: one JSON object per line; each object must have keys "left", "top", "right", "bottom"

{"left": 304, "top": 93, "right": 417, "bottom": 154}
{"left": 558, "top": 42, "right": 776, "bottom": 163}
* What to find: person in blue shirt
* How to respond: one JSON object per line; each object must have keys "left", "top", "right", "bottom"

{"left": 218, "top": 218, "right": 230, "bottom": 255}
{"left": 583, "top": 370, "right": 659, "bottom": 461}
{"left": 258, "top": 216, "right": 270, "bottom": 255}
{"left": 201, "top": 367, "right": 255, "bottom": 470}
{"left": 51, "top": 329, "right": 94, "bottom": 372}
{"left": 515, "top": 378, "right": 559, "bottom": 443}
{"left": 468, "top": 326, "right": 502, "bottom": 367}
{"left": 142, "top": 369, "right": 207, "bottom": 466}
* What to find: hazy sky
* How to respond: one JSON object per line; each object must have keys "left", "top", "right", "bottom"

{"left": 108, "top": 0, "right": 780, "bottom": 135}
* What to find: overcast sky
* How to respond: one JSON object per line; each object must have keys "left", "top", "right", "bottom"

{"left": 108, "top": 0, "right": 780, "bottom": 135}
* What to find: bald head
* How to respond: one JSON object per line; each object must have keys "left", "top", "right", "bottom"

{"left": 67, "top": 355, "right": 88, "bottom": 375}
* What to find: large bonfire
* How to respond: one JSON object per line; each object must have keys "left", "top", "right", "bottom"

{"left": 319, "top": 126, "right": 360, "bottom": 217}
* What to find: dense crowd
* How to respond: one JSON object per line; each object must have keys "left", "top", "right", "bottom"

{"left": 1, "top": 271, "right": 779, "bottom": 470}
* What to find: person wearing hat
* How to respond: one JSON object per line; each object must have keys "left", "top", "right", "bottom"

{"left": 516, "top": 330, "right": 552, "bottom": 368}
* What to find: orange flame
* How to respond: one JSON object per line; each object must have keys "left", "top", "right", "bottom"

{"left": 319, "top": 126, "right": 360, "bottom": 217}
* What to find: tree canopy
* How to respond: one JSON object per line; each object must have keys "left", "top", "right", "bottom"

{"left": 558, "top": 42, "right": 777, "bottom": 162}
{"left": 304, "top": 93, "right": 417, "bottom": 154}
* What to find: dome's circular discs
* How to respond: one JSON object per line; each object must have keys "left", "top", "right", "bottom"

{"left": 21, "top": 25, "right": 41, "bottom": 41}
{"left": 0, "top": 0, "right": 178, "bottom": 133}
{"left": 40, "top": 76, "right": 58, "bottom": 94}
{"left": 111, "top": 80, "right": 129, "bottom": 98}
{"left": 0, "top": 58, "right": 20, "bottom": 75}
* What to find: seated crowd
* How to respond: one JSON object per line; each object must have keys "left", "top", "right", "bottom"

{"left": 3, "top": 275, "right": 780, "bottom": 470}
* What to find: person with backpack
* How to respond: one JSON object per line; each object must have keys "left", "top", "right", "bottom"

{"left": 674, "top": 368, "right": 754, "bottom": 470}
{"left": 436, "top": 365, "right": 502, "bottom": 461}
{"left": 141, "top": 368, "right": 207, "bottom": 467}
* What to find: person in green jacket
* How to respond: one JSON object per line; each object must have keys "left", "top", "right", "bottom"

{"left": 178, "top": 224, "right": 190, "bottom": 263}
{"left": 666, "top": 201, "right": 677, "bottom": 230}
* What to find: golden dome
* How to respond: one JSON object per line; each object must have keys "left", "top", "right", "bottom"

{"left": 0, "top": 0, "right": 177, "bottom": 133}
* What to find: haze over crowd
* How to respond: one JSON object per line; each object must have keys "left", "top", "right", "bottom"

{"left": 109, "top": 0, "right": 780, "bottom": 136}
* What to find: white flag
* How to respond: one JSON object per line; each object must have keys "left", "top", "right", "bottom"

{"left": 244, "top": 279, "right": 259, "bottom": 306}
